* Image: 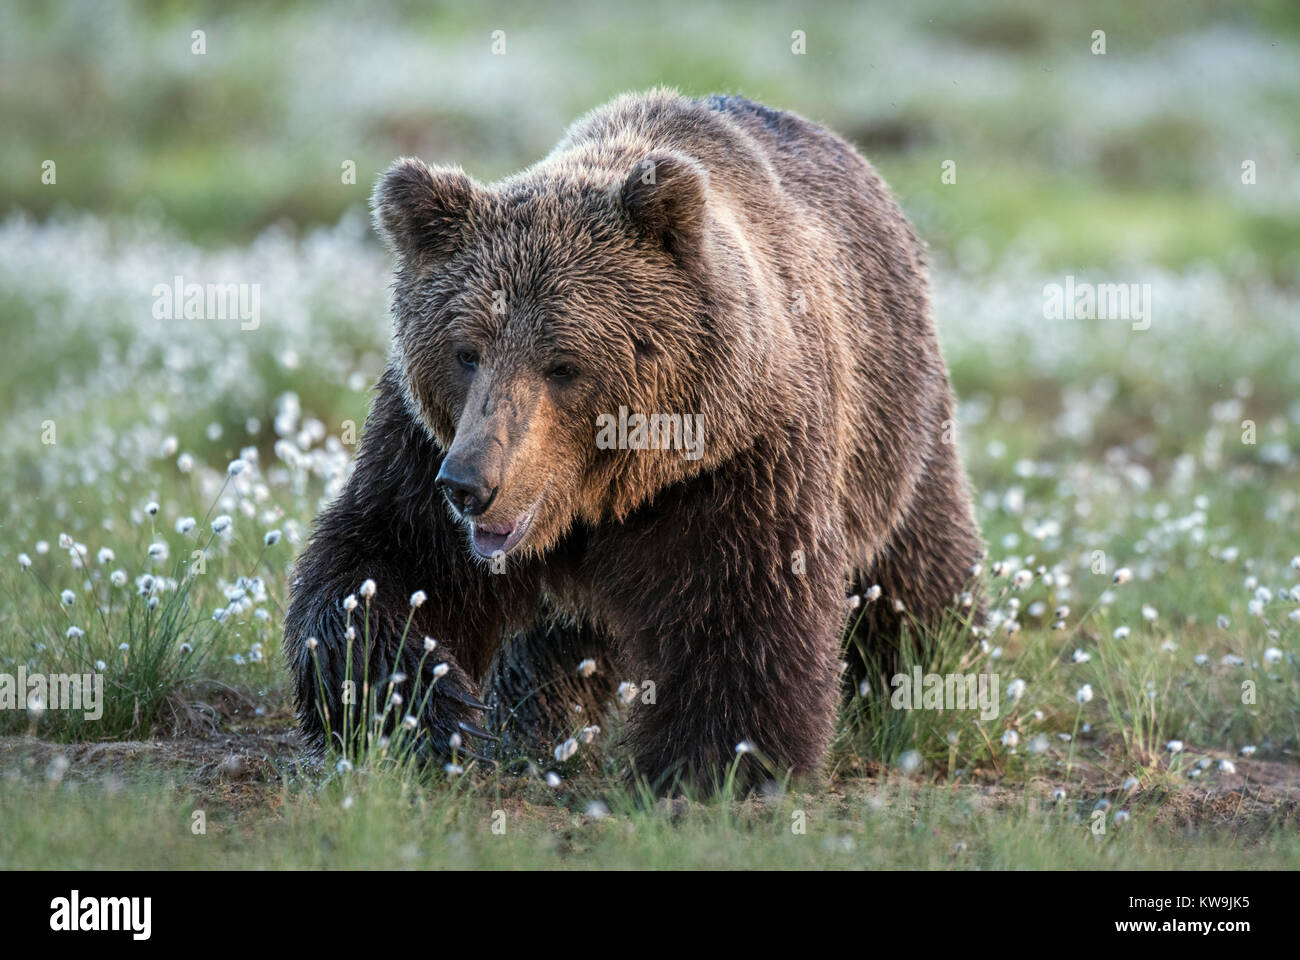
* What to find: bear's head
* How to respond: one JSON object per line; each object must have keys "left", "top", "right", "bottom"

{"left": 371, "top": 152, "right": 758, "bottom": 561}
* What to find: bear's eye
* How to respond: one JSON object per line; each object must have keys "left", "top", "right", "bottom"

{"left": 547, "top": 364, "right": 579, "bottom": 383}
{"left": 456, "top": 350, "right": 479, "bottom": 371}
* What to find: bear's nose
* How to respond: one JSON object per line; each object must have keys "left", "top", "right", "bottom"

{"left": 435, "top": 457, "right": 497, "bottom": 516}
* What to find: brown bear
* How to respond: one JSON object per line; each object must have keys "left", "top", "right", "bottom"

{"left": 284, "top": 88, "right": 982, "bottom": 792}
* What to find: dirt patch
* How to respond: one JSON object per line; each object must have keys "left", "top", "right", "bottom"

{"left": 3, "top": 721, "right": 1297, "bottom": 834}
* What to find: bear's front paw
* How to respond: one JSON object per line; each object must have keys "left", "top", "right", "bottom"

{"left": 403, "top": 664, "right": 499, "bottom": 766}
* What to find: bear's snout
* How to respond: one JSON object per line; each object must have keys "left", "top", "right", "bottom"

{"left": 436, "top": 446, "right": 501, "bottom": 516}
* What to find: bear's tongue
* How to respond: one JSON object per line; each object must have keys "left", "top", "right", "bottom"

{"left": 471, "top": 520, "right": 514, "bottom": 556}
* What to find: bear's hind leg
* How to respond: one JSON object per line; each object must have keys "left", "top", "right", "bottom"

{"left": 483, "top": 615, "right": 619, "bottom": 763}
{"left": 844, "top": 449, "right": 983, "bottom": 698}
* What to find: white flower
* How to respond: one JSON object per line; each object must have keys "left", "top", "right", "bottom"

{"left": 147, "top": 541, "right": 169, "bottom": 561}
{"left": 1112, "top": 567, "right": 1132, "bottom": 584}
{"left": 35, "top": 541, "right": 49, "bottom": 555}
{"left": 1264, "top": 647, "right": 1283, "bottom": 664}
{"left": 735, "top": 740, "right": 754, "bottom": 755}
{"left": 1012, "top": 569, "right": 1033, "bottom": 589}
{"left": 1218, "top": 759, "right": 1236, "bottom": 774}
{"left": 227, "top": 459, "right": 247, "bottom": 476}
{"left": 1291, "top": 555, "right": 1300, "bottom": 571}
{"left": 66, "top": 626, "right": 84, "bottom": 639}
{"left": 305, "top": 637, "right": 318, "bottom": 650}
{"left": 898, "top": 750, "right": 922, "bottom": 773}
{"left": 118, "top": 642, "right": 130, "bottom": 652}
{"left": 1006, "top": 678, "right": 1026, "bottom": 701}
{"left": 1194, "top": 653, "right": 1210, "bottom": 665}
{"left": 335, "top": 759, "right": 353, "bottom": 774}
{"left": 264, "top": 529, "right": 281, "bottom": 546}
{"left": 94, "top": 660, "right": 106, "bottom": 671}
{"left": 585, "top": 800, "right": 610, "bottom": 819}
{"left": 145, "top": 501, "right": 159, "bottom": 516}
{"left": 402, "top": 715, "right": 418, "bottom": 730}
{"left": 1072, "top": 648, "right": 1091, "bottom": 664}
{"left": 60, "top": 589, "right": 76, "bottom": 606}
{"left": 1122, "top": 776, "right": 1139, "bottom": 792}
{"left": 864, "top": 584, "right": 882, "bottom": 601}
{"left": 1166, "top": 739, "right": 1184, "bottom": 754}
{"left": 1239, "top": 744, "right": 1256, "bottom": 756}
{"left": 580, "top": 725, "right": 600, "bottom": 744}
{"left": 359, "top": 579, "right": 376, "bottom": 599}
{"left": 432, "top": 662, "right": 450, "bottom": 678}
{"left": 1113, "top": 626, "right": 1130, "bottom": 640}
{"left": 58, "top": 533, "right": 74, "bottom": 549}
{"left": 545, "top": 771, "right": 562, "bottom": 788}
{"left": 342, "top": 594, "right": 358, "bottom": 611}
{"left": 409, "top": 589, "right": 426, "bottom": 607}
{"left": 577, "top": 658, "right": 597, "bottom": 678}
{"left": 17, "top": 553, "right": 31, "bottom": 568}
{"left": 443, "top": 764, "right": 464, "bottom": 777}
{"left": 211, "top": 515, "right": 232, "bottom": 534}
{"left": 1160, "top": 639, "right": 1178, "bottom": 652}
{"left": 1076, "top": 684, "right": 1093, "bottom": 704}
{"left": 616, "top": 681, "right": 639, "bottom": 703}
{"left": 96, "top": 547, "right": 114, "bottom": 564}
{"left": 423, "top": 636, "right": 436, "bottom": 653}
{"left": 177, "top": 453, "right": 195, "bottom": 473}
{"left": 175, "top": 516, "right": 195, "bottom": 534}
{"left": 110, "top": 569, "right": 127, "bottom": 587}
{"left": 1051, "top": 789, "right": 1067, "bottom": 802}
{"left": 1113, "top": 810, "right": 1130, "bottom": 825}
{"left": 449, "top": 732, "right": 461, "bottom": 749}
{"left": 1001, "top": 729, "right": 1019, "bottom": 749}
{"left": 554, "top": 738, "right": 579, "bottom": 762}
{"left": 1141, "top": 604, "right": 1158, "bottom": 622}
{"left": 179, "top": 642, "right": 192, "bottom": 655}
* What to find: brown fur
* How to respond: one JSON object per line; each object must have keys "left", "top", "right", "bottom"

{"left": 284, "top": 89, "right": 982, "bottom": 792}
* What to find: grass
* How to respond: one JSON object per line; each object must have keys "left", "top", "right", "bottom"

{"left": 2, "top": 0, "right": 1299, "bottom": 868}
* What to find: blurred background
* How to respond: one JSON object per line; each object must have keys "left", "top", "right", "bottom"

{"left": 3, "top": 0, "right": 1299, "bottom": 447}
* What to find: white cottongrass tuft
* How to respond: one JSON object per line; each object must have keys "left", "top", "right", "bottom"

{"left": 554, "top": 738, "right": 579, "bottom": 762}
{"left": 409, "top": 589, "right": 426, "bottom": 607}
{"left": 1076, "top": 683, "right": 1093, "bottom": 704}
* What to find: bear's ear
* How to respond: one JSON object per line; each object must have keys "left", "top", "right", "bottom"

{"left": 371, "top": 158, "right": 478, "bottom": 271}
{"left": 620, "top": 151, "right": 709, "bottom": 266}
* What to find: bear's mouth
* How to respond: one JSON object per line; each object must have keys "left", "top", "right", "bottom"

{"left": 469, "top": 498, "right": 540, "bottom": 559}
